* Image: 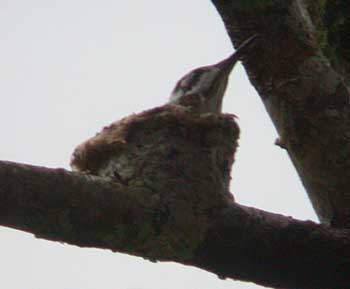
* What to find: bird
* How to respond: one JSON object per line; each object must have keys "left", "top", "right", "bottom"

{"left": 70, "top": 35, "right": 257, "bottom": 174}
{"left": 168, "top": 34, "right": 258, "bottom": 114}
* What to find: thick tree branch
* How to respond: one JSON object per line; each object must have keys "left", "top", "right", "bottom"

{"left": 3, "top": 1, "right": 350, "bottom": 288}
{"left": 1, "top": 160, "right": 350, "bottom": 288}
{"left": 212, "top": 0, "right": 350, "bottom": 227}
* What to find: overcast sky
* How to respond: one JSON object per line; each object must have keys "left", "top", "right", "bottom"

{"left": 0, "top": 1, "right": 318, "bottom": 288}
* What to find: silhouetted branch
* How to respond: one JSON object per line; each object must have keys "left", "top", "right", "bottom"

{"left": 0, "top": 160, "right": 350, "bottom": 288}
{"left": 212, "top": 0, "right": 350, "bottom": 228}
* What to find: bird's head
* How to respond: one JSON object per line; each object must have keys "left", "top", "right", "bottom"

{"left": 169, "top": 34, "right": 258, "bottom": 114}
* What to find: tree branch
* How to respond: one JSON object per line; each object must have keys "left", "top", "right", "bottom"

{"left": 1, "top": 160, "right": 350, "bottom": 288}
{"left": 212, "top": 0, "right": 350, "bottom": 227}
{"left": 3, "top": 1, "right": 350, "bottom": 288}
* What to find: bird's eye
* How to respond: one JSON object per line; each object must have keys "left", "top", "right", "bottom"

{"left": 172, "top": 68, "right": 204, "bottom": 97}
{"left": 189, "top": 70, "right": 202, "bottom": 84}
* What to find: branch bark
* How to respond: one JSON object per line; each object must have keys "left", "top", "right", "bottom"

{"left": 212, "top": 0, "right": 350, "bottom": 227}
{"left": 1, "top": 160, "right": 350, "bottom": 289}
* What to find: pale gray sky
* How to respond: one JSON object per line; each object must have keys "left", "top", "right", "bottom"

{"left": 0, "top": 1, "right": 317, "bottom": 288}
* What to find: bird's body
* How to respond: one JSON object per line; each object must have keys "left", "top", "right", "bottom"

{"left": 169, "top": 35, "right": 257, "bottom": 114}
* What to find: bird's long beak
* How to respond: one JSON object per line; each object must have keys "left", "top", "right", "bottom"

{"left": 215, "top": 34, "right": 259, "bottom": 75}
